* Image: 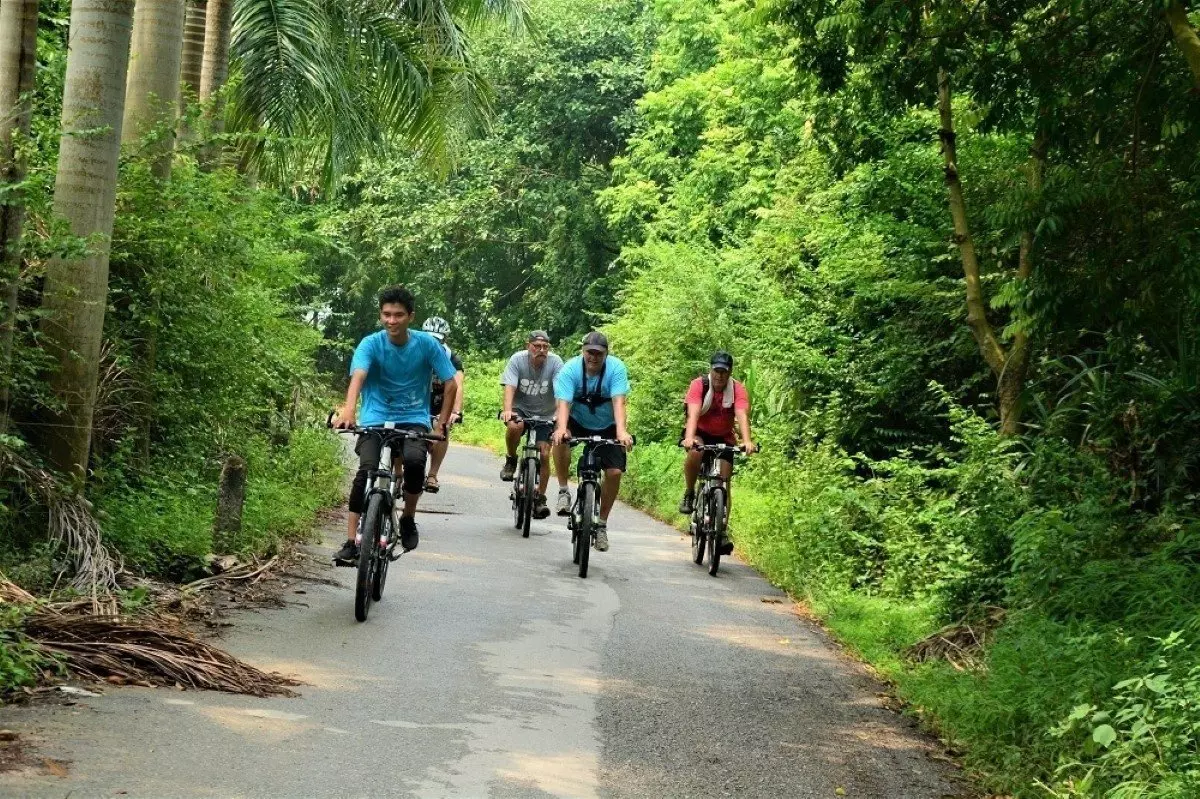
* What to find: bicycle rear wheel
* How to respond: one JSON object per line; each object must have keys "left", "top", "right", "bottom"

{"left": 707, "top": 489, "right": 725, "bottom": 576}
{"left": 576, "top": 482, "right": 594, "bottom": 578}
{"left": 522, "top": 458, "right": 538, "bottom": 538}
{"left": 356, "top": 493, "right": 383, "bottom": 621}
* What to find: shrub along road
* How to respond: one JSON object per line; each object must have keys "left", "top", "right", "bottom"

{"left": 0, "top": 445, "right": 961, "bottom": 798}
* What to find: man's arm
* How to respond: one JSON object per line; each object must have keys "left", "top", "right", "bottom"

{"left": 453, "top": 371, "right": 465, "bottom": 417}
{"left": 683, "top": 403, "right": 702, "bottom": 448}
{"left": 336, "top": 370, "right": 368, "bottom": 427}
{"left": 552, "top": 399, "right": 572, "bottom": 444}
{"left": 502, "top": 384, "right": 518, "bottom": 421}
{"left": 613, "top": 395, "right": 633, "bottom": 449}
{"left": 735, "top": 408, "right": 754, "bottom": 452}
{"left": 436, "top": 380, "right": 458, "bottom": 433}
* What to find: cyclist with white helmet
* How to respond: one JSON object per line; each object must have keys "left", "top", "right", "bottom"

{"left": 422, "top": 316, "right": 464, "bottom": 493}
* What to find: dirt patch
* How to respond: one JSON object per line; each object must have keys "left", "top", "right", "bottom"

{"left": 0, "top": 729, "right": 70, "bottom": 778}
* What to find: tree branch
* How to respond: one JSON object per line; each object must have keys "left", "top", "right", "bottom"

{"left": 1165, "top": 0, "right": 1200, "bottom": 91}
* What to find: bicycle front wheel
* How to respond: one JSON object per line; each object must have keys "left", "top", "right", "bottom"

{"left": 356, "top": 493, "right": 383, "bottom": 621}
{"left": 522, "top": 458, "right": 538, "bottom": 538}
{"left": 371, "top": 511, "right": 391, "bottom": 601}
{"left": 691, "top": 493, "right": 706, "bottom": 565}
{"left": 576, "top": 482, "right": 594, "bottom": 578}
{"left": 707, "top": 489, "right": 725, "bottom": 576}
{"left": 512, "top": 460, "right": 526, "bottom": 530}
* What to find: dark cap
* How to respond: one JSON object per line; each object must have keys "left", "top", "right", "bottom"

{"left": 710, "top": 351, "right": 734, "bottom": 371}
{"left": 528, "top": 330, "right": 550, "bottom": 343}
{"left": 581, "top": 331, "right": 609, "bottom": 352}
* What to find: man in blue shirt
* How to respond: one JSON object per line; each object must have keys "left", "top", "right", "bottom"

{"left": 332, "top": 285, "right": 458, "bottom": 562}
{"left": 551, "top": 331, "right": 633, "bottom": 552}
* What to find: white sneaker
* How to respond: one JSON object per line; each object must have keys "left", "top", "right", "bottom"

{"left": 594, "top": 523, "right": 609, "bottom": 552}
{"left": 556, "top": 488, "right": 571, "bottom": 516}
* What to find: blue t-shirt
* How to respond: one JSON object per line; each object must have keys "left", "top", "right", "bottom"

{"left": 553, "top": 354, "right": 630, "bottom": 430}
{"left": 350, "top": 330, "right": 458, "bottom": 426}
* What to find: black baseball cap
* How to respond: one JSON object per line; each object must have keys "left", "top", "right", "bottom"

{"left": 582, "top": 331, "right": 609, "bottom": 352}
{"left": 710, "top": 351, "right": 734, "bottom": 370}
{"left": 528, "top": 330, "right": 550, "bottom": 343}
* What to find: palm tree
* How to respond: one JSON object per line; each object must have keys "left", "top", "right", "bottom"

{"left": 225, "top": 0, "right": 529, "bottom": 191}
{"left": 38, "top": 0, "right": 136, "bottom": 481}
{"left": 0, "top": 0, "right": 39, "bottom": 434}
{"left": 123, "top": 0, "right": 187, "bottom": 177}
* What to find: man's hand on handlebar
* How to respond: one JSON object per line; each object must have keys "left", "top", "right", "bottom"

{"left": 741, "top": 441, "right": 758, "bottom": 454}
{"left": 551, "top": 427, "right": 571, "bottom": 447}
{"left": 681, "top": 434, "right": 697, "bottom": 450}
{"left": 332, "top": 407, "right": 355, "bottom": 429}
{"left": 617, "top": 430, "right": 635, "bottom": 450}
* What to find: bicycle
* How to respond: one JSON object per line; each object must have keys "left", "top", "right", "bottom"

{"left": 500, "top": 412, "right": 556, "bottom": 538}
{"left": 329, "top": 418, "right": 445, "bottom": 622}
{"left": 682, "top": 441, "right": 756, "bottom": 576}
{"left": 565, "top": 434, "right": 633, "bottom": 579}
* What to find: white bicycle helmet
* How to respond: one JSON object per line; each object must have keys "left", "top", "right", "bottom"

{"left": 422, "top": 316, "right": 450, "bottom": 341}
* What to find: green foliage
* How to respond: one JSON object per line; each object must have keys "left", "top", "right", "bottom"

{"left": 0, "top": 604, "right": 51, "bottom": 697}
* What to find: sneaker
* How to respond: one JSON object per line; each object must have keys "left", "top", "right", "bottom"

{"left": 556, "top": 488, "right": 571, "bottom": 516}
{"left": 532, "top": 493, "right": 551, "bottom": 520}
{"left": 333, "top": 540, "right": 359, "bottom": 565}
{"left": 718, "top": 536, "right": 733, "bottom": 556}
{"left": 678, "top": 489, "right": 695, "bottom": 515}
{"left": 399, "top": 515, "right": 419, "bottom": 551}
{"left": 594, "top": 521, "right": 609, "bottom": 552}
{"left": 500, "top": 456, "right": 517, "bottom": 481}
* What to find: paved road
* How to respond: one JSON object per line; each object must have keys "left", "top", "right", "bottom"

{"left": 1, "top": 445, "right": 960, "bottom": 798}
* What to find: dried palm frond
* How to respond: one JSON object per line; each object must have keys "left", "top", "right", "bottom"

{"left": 25, "top": 613, "right": 299, "bottom": 697}
{"left": 906, "top": 606, "right": 1006, "bottom": 672}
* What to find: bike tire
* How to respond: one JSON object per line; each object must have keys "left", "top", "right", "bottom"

{"left": 708, "top": 489, "right": 725, "bottom": 576}
{"left": 356, "top": 493, "right": 383, "bottom": 621}
{"left": 371, "top": 512, "right": 391, "bottom": 601}
{"left": 691, "top": 493, "right": 706, "bottom": 565}
{"left": 577, "top": 482, "right": 594, "bottom": 579}
{"left": 512, "top": 460, "right": 525, "bottom": 529}
{"left": 522, "top": 459, "right": 537, "bottom": 538}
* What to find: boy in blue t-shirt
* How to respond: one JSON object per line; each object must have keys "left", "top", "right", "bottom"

{"left": 551, "top": 331, "right": 633, "bottom": 553}
{"left": 332, "top": 285, "right": 458, "bottom": 562}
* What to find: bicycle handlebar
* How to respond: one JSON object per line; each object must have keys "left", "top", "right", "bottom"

{"left": 496, "top": 411, "right": 556, "bottom": 428}
{"left": 567, "top": 434, "right": 636, "bottom": 448}
{"left": 326, "top": 412, "right": 446, "bottom": 441}
{"left": 679, "top": 441, "right": 759, "bottom": 454}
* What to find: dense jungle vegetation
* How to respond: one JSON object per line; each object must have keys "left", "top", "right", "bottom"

{"left": 4, "top": 0, "right": 1200, "bottom": 795}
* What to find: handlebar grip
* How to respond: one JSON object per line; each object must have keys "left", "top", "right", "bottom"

{"left": 326, "top": 410, "right": 335, "bottom": 428}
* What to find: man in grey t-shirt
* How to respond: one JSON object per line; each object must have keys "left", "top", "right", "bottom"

{"left": 501, "top": 330, "right": 570, "bottom": 518}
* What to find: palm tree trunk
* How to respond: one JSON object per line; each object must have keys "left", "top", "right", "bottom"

{"left": 177, "top": 0, "right": 205, "bottom": 143}
{"left": 0, "top": 0, "right": 39, "bottom": 435}
{"left": 198, "top": 0, "right": 231, "bottom": 166}
{"left": 1165, "top": 1, "right": 1200, "bottom": 91}
{"left": 123, "top": 0, "right": 186, "bottom": 178}
{"left": 38, "top": 0, "right": 136, "bottom": 482}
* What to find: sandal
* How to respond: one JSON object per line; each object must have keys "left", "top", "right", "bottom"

{"left": 424, "top": 475, "right": 440, "bottom": 494}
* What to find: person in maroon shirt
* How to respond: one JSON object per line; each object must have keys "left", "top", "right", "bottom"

{"left": 679, "top": 352, "right": 754, "bottom": 552}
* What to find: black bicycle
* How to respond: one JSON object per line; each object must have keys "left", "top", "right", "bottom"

{"left": 501, "top": 413, "right": 556, "bottom": 537}
{"left": 330, "top": 419, "right": 444, "bottom": 622}
{"left": 683, "top": 442, "right": 756, "bottom": 576}
{"left": 565, "top": 434, "right": 632, "bottom": 579}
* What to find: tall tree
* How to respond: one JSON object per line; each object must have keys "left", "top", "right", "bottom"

{"left": 123, "top": 0, "right": 187, "bottom": 177}
{"left": 0, "top": 0, "right": 39, "bottom": 434}
{"left": 1165, "top": 0, "right": 1200, "bottom": 90}
{"left": 197, "top": 0, "right": 232, "bottom": 166}
{"left": 38, "top": 0, "right": 136, "bottom": 481}
{"left": 177, "top": 0, "right": 206, "bottom": 143}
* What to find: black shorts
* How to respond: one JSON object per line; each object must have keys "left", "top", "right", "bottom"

{"left": 697, "top": 431, "right": 736, "bottom": 464}
{"left": 514, "top": 416, "right": 554, "bottom": 445}
{"left": 568, "top": 420, "right": 626, "bottom": 473}
{"left": 349, "top": 425, "right": 430, "bottom": 512}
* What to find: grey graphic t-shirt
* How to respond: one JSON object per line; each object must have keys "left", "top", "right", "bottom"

{"left": 501, "top": 350, "right": 564, "bottom": 419}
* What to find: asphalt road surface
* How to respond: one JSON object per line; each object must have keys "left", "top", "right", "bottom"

{"left": 1, "top": 444, "right": 961, "bottom": 798}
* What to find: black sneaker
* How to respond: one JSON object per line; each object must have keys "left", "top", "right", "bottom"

{"left": 333, "top": 540, "right": 359, "bottom": 565}
{"left": 679, "top": 489, "right": 695, "bottom": 515}
{"left": 532, "top": 493, "right": 551, "bottom": 519}
{"left": 500, "top": 456, "right": 518, "bottom": 481}
{"left": 718, "top": 537, "right": 733, "bottom": 556}
{"left": 399, "top": 515, "right": 419, "bottom": 551}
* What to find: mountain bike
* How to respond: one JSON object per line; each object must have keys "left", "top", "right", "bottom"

{"left": 683, "top": 442, "right": 756, "bottom": 576}
{"left": 566, "top": 434, "right": 633, "bottom": 578}
{"left": 501, "top": 413, "right": 556, "bottom": 538}
{"left": 330, "top": 418, "right": 444, "bottom": 622}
